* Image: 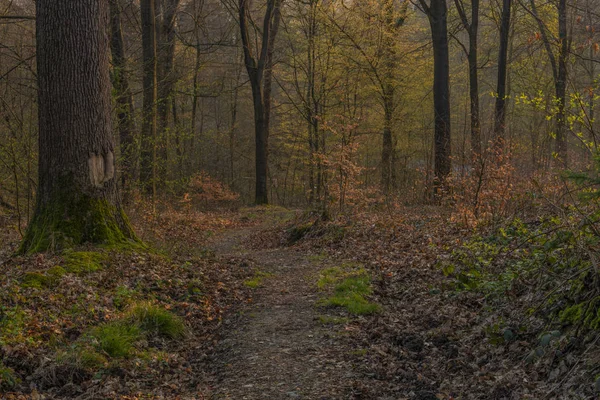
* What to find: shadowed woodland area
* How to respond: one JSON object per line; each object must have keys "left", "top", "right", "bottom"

{"left": 1, "top": 0, "right": 600, "bottom": 398}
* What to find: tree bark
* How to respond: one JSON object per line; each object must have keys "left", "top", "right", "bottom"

{"left": 493, "top": 0, "right": 511, "bottom": 146}
{"left": 381, "top": 0, "right": 397, "bottom": 194}
{"left": 109, "top": 0, "right": 137, "bottom": 193}
{"left": 21, "top": 0, "right": 137, "bottom": 253}
{"left": 454, "top": 0, "right": 481, "bottom": 159}
{"left": 140, "top": 0, "right": 158, "bottom": 198}
{"left": 421, "top": 0, "right": 452, "bottom": 190}
{"left": 555, "top": 0, "right": 568, "bottom": 166}
{"left": 239, "top": 0, "right": 282, "bottom": 205}
{"left": 157, "top": 0, "right": 180, "bottom": 184}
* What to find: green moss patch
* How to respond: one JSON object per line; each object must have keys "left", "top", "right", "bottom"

{"left": 317, "top": 264, "right": 380, "bottom": 315}
{"left": 19, "top": 190, "right": 139, "bottom": 254}
{"left": 63, "top": 251, "right": 107, "bottom": 274}
{"left": 21, "top": 266, "right": 66, "bottom": 288}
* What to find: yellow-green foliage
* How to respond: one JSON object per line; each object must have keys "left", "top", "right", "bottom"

{"left": 244, "top": 271, "right": 273, "bottom": 289}
{"left": 63, "top": 251, "right": 107, "bottom": 274}
{"left": 128, "top": 303, "right": 186, "bottom": 339}
{"left": 559, "top": 297, "right": 600, "bottom": 329}
{"left": 318, "top": 263, "right": 380, "bottom": 315}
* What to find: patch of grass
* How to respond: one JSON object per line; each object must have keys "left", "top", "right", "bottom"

{"left": 317, "top": 263, "right": 364, "bottom": 289}
{"left": 128, "top": 303, "right": 186, "bottom": 339}
{"left": 243, "top": 271, "right": 273, "bottom": 289}
{"left": 0, "top": 361, "right": 20, "bottom": 390}
{"left": 63, "top": 251, "right": 107, "bottom": 274}
{"left": 90, "top": 322, "right": 141, "bottom": 358}
{"left": 317, "top": 264, "right": 380, "bottom": 315}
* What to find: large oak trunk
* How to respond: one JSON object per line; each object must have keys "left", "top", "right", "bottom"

{"left": 21, "top": 0, "right": 137, "bottom": 253}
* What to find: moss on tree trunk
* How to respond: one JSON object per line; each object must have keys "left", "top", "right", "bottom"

{"left": 20, "top": 191, "right": 138, "bottom": 254}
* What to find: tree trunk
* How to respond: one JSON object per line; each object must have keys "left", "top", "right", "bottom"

{"left": 250, "top": 78, "right": 269, "bottom": 205}
{"left": 463, "top": 0, "right": 481, "bottom": 159}
{"left": 157, "top": 0, "right": 180, "bottom": 185}
{"left": 494, "top": 0, "right": 511, "bottom": 145}
{"left": 381, "top": 0, "right": 399, "bottom": 194}
{"left": 109, "top": 0, "right": 137, "bottom": 193}
{"left": 140, "top": 0, "right": 158, "bottom": 198}
{"left": 238, "top": 0, "right": 282, "bottom": 205}
{"left": 424, "top": 0, "right": 452, "bottom": 189}
{"left": 21, "top": 0, "right": 137, "bottom": 253}
{"left": 555, "top": 0, "right": 568, "bottom": 166}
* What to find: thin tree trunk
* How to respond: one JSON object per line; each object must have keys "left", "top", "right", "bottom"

{"left": 22, "top": 0, "right": 137, "bottom": 253}
{"left": 109, "top": 0, "right": 137, "bottom": 194}
{"left": 494, "top": 0, "right": 511, "bottom": 145}
{"left": 454, "top": 0, "right": 481, "bottom": 159}
{"left": 140, "top": 0, "right": 158, "bottom": 199}
{"left": 555, "top": 0, "right": 568, "bottom": 166}
{"left": 381, "top": 0, "right": 398, "bottom": 194}
{"left": 157, "top": 0, "right": 180, "bottom": 184}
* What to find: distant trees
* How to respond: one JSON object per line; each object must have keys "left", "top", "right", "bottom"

{"left": 109, "top": 0, "right": 137, "bottom": 193}
{"left": 528, "top": 0, "right": 570, "bottom": 166}
{"left": 2, "top": 0, "right": 600, "bottom": 227}
{"left": 21, "top": 0, "right": 136, "bottom": 253}
{"left": 140, "top": 0, "right": 158, "bottom": 199}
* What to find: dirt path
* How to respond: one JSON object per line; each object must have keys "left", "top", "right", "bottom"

{"left": 204, "top": 225, "right": 358, "bottom": 400}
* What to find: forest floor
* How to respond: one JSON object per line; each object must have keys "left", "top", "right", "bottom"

{"left": 1, "top": 204, "right": 599, "bottom": 399}
{"left": 201, "top": 217, "right": 358, "bottom": 399}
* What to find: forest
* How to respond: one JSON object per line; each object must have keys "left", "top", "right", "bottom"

{"left": 1, "top": 0, "right": 600, "bottom": 398}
